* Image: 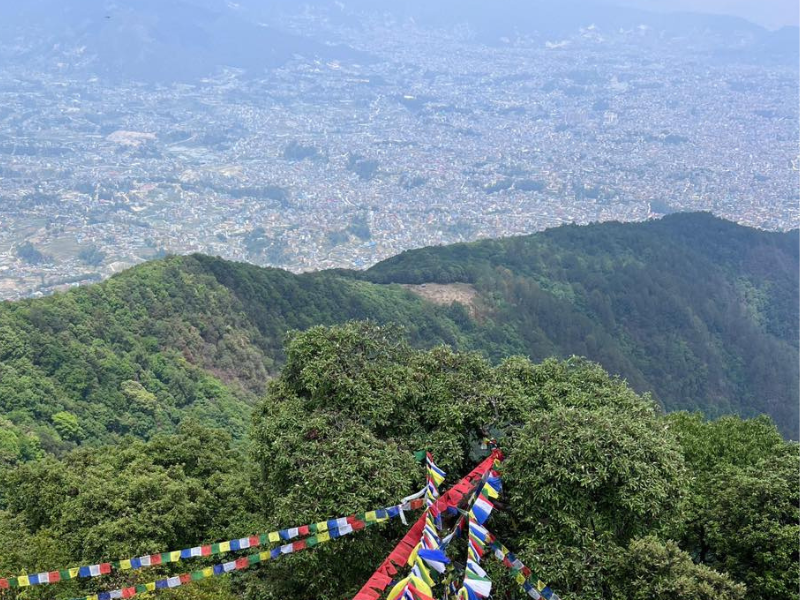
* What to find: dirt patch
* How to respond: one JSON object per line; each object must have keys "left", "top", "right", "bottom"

{"left": 400, "top": 283, "right": 481, "bottom": 318}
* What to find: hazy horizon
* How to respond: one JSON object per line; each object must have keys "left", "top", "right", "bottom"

{"left": 0, "top": 0, "right": 796, "bottom": 299}
{"left": 615, "top": 0, "right": 798, "bottom": 30}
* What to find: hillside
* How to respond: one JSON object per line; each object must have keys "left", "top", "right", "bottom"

{"left": 0, "top": 323, "right": 796, "bottom": 600}
{"left": 0, "top": 213, "right": 796, "bottom": 462}
{"left": 361, "top": 213, "right": 799, "bottom": 435}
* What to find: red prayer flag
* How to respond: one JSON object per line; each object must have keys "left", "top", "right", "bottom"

{"left": 150, "top": 554, "right": 162, "bottom": 566}
{"left": 201, "top": 545, "right": 212, "bottom": 556}
{"left": 122, "top": 587, "right": 136, "bottom": 598}
{"left": 180, "top": 574, "right": 191, "bottom": 584}
{"left": 0, "top": 579, "right": 8, "bottom": 589}
{"left": 100, "top": 563, "right": 111, "bottom": 575}
{"left": 408, "top": 583, "right": 435, "bottom": 600}
{"left": 235, "top": 558, "right": 248, "bottom": 570}
{"left": 352, "top": 451, "right": 503, "bottom": 600}
{"left": 248, "top": 536, "right": 259, "bottom": 547}
{"left": 48, "top": 572, "right": 60, "bottom": 583}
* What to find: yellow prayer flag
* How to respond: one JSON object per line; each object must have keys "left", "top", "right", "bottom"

{"left": 428, "top": 469, "right": 445, "bottom": 487}
{"left": 516, "top": 573, "right": 526, "bottom": 584}
{"left": 408, "top": 575, "right": 432, "bottom": 596}
{"left": 169, "top": 551, "right": 181, "bottom": 562}
{"left": 203, "top": 567, "right": 213, "bottom": 577}
{"left": 365, "top": 511, "right": 377, "bottom": 522}
{"left": 268, "top": 532, "right": 280, "bottom": 543}
{"left": 407, "top": 542, "right": 421, "bottom": 566}
{"left": 219, "top": 542, "right": 230, "bottom": 553}
{"left": 258, "top": 552, "right": 269, "bottom": 562}
{"left": 17, "top": 577, "right": 30, "bottom": 588}
{"left": 414, "top": 557, "right": 434, "bottom": 586}
{"left": 69, "top": 568, "right": 80, "bottom": 578}
{"left": 146, "top": 583, "right": 156, "bottom": 591}
{"left": 538, "top": 580, "right": 546, "bottom": 590}
{"left": 482, "top": 484, "right": 499, "bottom": 499}
{"left": 315, "top": 521, "right": 329, "bottom": 532}
{"left": 317, "top": 532, "right": 331, "bottom": 543}
{"left": 119, "top": 560, "right": 132, "bottom": 570}
{"left": 387, "top": 577, "right": 410, "bottom": 600}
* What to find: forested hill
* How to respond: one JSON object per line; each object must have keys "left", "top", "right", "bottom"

{"left": 0, "top": 213, "right": 796, "bottom": 462}
{"left": 360, "top": 213, "right": 799, "bottom": 435}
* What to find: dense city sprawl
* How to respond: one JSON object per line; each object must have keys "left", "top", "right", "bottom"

{"left": 0, "top": 13, "right": 797, "bottom": 298}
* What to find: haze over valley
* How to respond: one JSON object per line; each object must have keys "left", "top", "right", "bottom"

{"left": 0, "top": 0, "right": 797, "bottom": 299}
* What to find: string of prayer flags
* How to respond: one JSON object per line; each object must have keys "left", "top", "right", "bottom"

{"left": 469, "top": 493, "right": 493, "bottom": 525}
{"left": 387, "top": 575, "right": 435, "bottom": 600}
{"left": 466, "top": 522, "right": 483, "bottom": 562}
{"left": 457, "top": 584, "right": 479, "bottom": 600}
{"left": 353, "top": 450, "right": 504, "bottom": 600}
{"left": 483, "top": 475, "right": 502, "bottom": 498}
{"left": 400, "top": 454, "right": 449, "bottom": 600}
{"left": 489, "top": 538, "right": 561, "bottom": 600}
{"left": 1, "top": 497, "right": 425, "bottom": 591}
{"left": 464, "top": 560, "right": 492, "bottom": 598}
{"left": 416, "top": 549, "right": 450, "bottom": 574}
{"left": 425, "top": 453, "right": 445, "bottom": 529}
{"left": 456, "top": 465, "right": 502, "bottom": 600}
{"left": 421, "top": 513, "right": 441, "bottom": 549}
{"left": 426, "top": 453, "right": 446, "bottom": 488}
{"left": 66, "top": 512, "right": 394, "bottom": 600}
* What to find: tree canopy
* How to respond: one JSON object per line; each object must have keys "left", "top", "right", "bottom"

{"left": 0, "top": 322, "right": 796, "bottom": 600}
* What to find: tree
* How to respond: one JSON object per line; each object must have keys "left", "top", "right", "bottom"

{"left": 250, "top": 323, "right": 692, "bottom": 600}
{"left": 1, "top": 422, "right": 257, "bottom": 563}
{"left": 609, "top": 536, "right": 746, "bottom": 600}
{"left": 16, "top": 242, "right": 48, "bottom": 265}
{"left": 667, "top": 413, "right": 799, "bottom": 599}
{"left": 51, "top": 411, "right": 84, "bottom": 442}
{"left": 78, "top": 245, "right": 107, "bottom": 267}
{"left": 504, "top": 401, "right": 686, "bottom": 599}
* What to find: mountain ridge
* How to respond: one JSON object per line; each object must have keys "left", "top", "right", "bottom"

{"left": 0, "top": 213, "right": 796, "bottom": 463}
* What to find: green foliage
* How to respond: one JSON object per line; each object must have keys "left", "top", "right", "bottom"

{"left": 667, "top": 413, "right": 799, "bottom": 600}
{"left": 362, "top": 213, "right": 799, "bottom": 437}
{"left": 51, "top": 411, "right": 84, "bottom": 442}
{"left": 609, "top": 536, "right": 746, "bottom": 600}
{"left": 78, "top": 245, "right": 107, "bottom": 267}
{"left": 16, "top": 242, "right": 48, "bottom": 265}
{"left": 0, "top": 422, "right": 258, "bottom": 600}
{"left": 0, "top": 418, "right": 41, "bottom": 465}
{"left": 249, "top": 323, "right": 729, "bottom": 600}
{"left": 503, "top": 388, "right": 685, "bottom": 598}
{"left": 0, "top": 214, "right": 795, "bottom": 459}
{"left": 0, "top": 323, "right": 792, "bottom": 600}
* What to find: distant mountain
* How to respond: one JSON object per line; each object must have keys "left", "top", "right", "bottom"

{"left": 261, "top": 0, "right": 795, "bottom": 57}
{"left": 0, "top": 214, "right": 796, "bottom": 463}
{"left": 0, "top": 0, "right": 373, "bottom": 83}
{"left": 0, "top": 0, "right": 794, "bottom": 84}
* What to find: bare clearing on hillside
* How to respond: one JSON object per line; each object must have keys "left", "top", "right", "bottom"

{"left": 400, "top": 283, "right": 481, "bottom": 318}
